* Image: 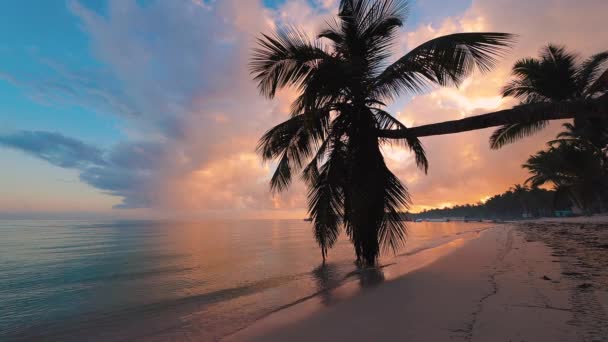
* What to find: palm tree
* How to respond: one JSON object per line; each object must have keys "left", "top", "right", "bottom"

{"left": 510, "top": 184, "right": 530, "bottom": 217}
{"left": 251, "top": 0, "right": 514, "bottom": 265}
{"left": 523, "top": 141, "right": 607, "bottom": 213}
{"left": 376, "top": 46, "right": 608, "bottom": 140}
{"left": 549, "top": 122, "right": 608, "bottom": 155}
{"left": 490, "top": 45, "right": 608, "bottom": 148}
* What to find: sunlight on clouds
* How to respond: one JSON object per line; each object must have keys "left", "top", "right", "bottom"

{"left": 3, "top": 0, "right": 607, "bottom": 217}
{"left": 386, "top": 0, "right": 608, "bottom": 211}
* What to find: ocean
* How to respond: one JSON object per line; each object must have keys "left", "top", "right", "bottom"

{"left": 0, "top": 219, "right": 492, "bottom": 341}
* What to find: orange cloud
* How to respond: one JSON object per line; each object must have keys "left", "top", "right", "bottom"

{"left": 383, "top": 0, "right": 608, "bottom": 211}
{"left": 165, "top": 0, "right": 608, "bottom": 217}
{"left": 30, "top": 0, "right": 604, "bottom": 218}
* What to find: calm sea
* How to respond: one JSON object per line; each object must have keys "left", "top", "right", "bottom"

{"left": 0, "top": 219, "right": 492, "bottom": 341}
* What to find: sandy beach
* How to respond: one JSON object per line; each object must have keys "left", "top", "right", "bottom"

{"left": 228, "top": 218, "right": 608, "bottom": 341}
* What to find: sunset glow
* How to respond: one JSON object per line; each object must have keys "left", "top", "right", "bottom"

{"left": 1, "top": 0, "right": 606, "bottom": 219}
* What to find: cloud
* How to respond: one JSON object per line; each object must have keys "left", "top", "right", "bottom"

{"left": 383, "top": 0, "right": 608, "bottom": 210}
{"left": 2, "top": 0, "right": 606, "bottom": 216}
{"left": 0, "top": 56, "right": 141, "bottom": 119}
{"left": 59, "top": 0, "right": 344, "bottom": 215}
{"left": 0, "top": 130, "right": 106, "bottom": 168}
{"left": 0, "top": 130, "right": 161, "bottom": 208}
{"left": 0, "top": 0, "right": 326, "bottom": 215}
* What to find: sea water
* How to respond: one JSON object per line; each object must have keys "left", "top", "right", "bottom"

{"left": 0, "top": 219, "right": 491, "bottom": 341}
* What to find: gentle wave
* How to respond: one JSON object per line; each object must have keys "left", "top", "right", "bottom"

{"left": 0, "top": 220, "right": 493, "bottom": 341}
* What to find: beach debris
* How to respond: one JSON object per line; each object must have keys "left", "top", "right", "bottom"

{"left": 541, "top": 275, "right": 552, "bottom": 280}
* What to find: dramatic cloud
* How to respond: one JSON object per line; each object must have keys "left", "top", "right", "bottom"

{"left": 0, "top": 0, "right": 327, "bottom": 216}
{"left": 1, "top": 0, "right": 606, "bottom": 216}
{"left": 0, "top": 130, "right": 161, "bottom": 209}
{"left": 384, "top": 0, "right": 608, "bottom": 210}
{"left": 0, "top": 131, "right": 106, "bottom": 168}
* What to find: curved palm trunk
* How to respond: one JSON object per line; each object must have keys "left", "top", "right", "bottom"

{"left": 378, "top": 94, "right": 608, "bottom": 139}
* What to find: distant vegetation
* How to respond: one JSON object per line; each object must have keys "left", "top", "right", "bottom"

{"left": 408, "top": 185, "right": 571, "bottom": 220}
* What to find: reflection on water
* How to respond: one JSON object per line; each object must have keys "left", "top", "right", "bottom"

{"left": 312, "top": 263, "right": 340, "bottom": 306}
{"left": 0, "top": 220, "right": 491, "bottom": 341}
{"left": 356, "top": 266, "right": 386, "bottom": 288}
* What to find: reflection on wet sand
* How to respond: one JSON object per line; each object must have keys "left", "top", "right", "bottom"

{"left": 226, "top": 230, "right": 482, "bottom": 341}
{"left": 311, "top": 263, "right": 340, "bottom": 306}
{"left": 356, "top": 266, "right": 386, "bottom": 288}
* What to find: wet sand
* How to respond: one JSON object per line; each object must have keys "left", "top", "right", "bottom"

{"left": 517, "top": 217, "right": 608, "bottom": 341}
{"left": 227, "top": 219, "right": 608, "bottom": 341}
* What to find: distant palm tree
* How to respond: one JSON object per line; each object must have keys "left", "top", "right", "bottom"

{"left": 490, "top": 45, "right": 608, "bottom": 148}
{"left": 549, "top": 122, "right": 608, "bottom": 155}
{"left": 251, "top": 0, "right": 514, "bottom": 265}
{"left": 523, "top": 141, "right": 607, "bottom": 213}
{"left": 510, "top": 184, "right": 530, "bottom": 216}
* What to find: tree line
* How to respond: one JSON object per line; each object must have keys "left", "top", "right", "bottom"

{"left": 407, "top": 185, "right": 572, "bottom": 220}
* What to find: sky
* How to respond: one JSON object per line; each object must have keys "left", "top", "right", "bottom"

{"left": 0, "top": 0, "right": 606, "bottom": 219}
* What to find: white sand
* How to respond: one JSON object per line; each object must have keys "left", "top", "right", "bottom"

{"left": 227, "top": 224, "right": 607, "bottom": 341}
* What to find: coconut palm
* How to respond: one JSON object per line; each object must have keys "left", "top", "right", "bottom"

{"left": 509, "top": 184, "right": 530, "bottom": 217}
{"left": 490, "top": 45, "right": 608, "bottom": 148}
{"left": 523, "top": 141, "right": 607, "bottom": 213}
{"left": 549, "top": 122, "right": 608, "bottom": 155}
{"left": 251, "top": 0, "right": 514, "bottom": 265}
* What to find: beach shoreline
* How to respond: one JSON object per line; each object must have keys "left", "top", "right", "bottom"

{"left": 227, "top": 218, "right": 608, "bottom": 341}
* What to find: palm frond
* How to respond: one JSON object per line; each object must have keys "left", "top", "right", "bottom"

{"left": 552, "top": 123, "right": 578, "bottom": 142}
{"left": 318, "top": 18, "right": 345, "bottom": 46}
{"left": 374, "top": 32, "right": 515, "bottom": 100}
{"left": 378, "top": 165, "right": 410, "bottom": 253}
{"left": 257, "top": 114, "right": 306, "bottom": 161}
{"left": 250, "top": 26, "right": 332, "bottom": 98}
{"left": 577, "top": 51, "right": 608, "bottom": 96}
{"left": 523, "top": 150, "right": 557, "bottom": 188}
{"left": 270, "top": 152, "right": 294, "bottom": 192}
{"left": 562, "top": 122, "right": 576, "bottom": 132}
{"left": 288, "top": 55, "right": 350, "bottom": 117}
{"left": 302, "top": 156, "right": 320, "bottom": 186}
{"left": 257, "top": 110, "right": 329, "bottom": 192}
{"left": 547, "top": 138, "right": 576, "bottom": 146}
{"left": 541, "top": 44, "right": 577, "bottom": 64}
{"left": 339, "top": 0, "right": 408, "bottom": 34}
{"left": 503, "top": 45, "right": 582, "bottom": 103}
{"left": 302, "top": 136, "right": 332, "bottom": 186}
{"left": 308, "top": 139, "right": 348, "bottom": 256}
{"left": 490, "top": 120, "right": 549, "bottom": 149}
{"left": 586, "top": 68, "right": 608, "bottom": 97}
{"left": 359, "top": 0, "right": 409, "bottom": 71}
{"left": 523, "top": 142, "right": 606, "bottom": 212}
{"left": 372, "top": 108, "right": 428, "bottom": 172}
{"left": 510, "top": 57, "right": 542, "bottom": 78}
{"left": 501, "top": 58, "right": 546, "bottom": 102}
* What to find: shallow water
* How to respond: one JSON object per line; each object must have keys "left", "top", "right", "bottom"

{"left": 0, "top": 219, "right": 491, "bottom": 341}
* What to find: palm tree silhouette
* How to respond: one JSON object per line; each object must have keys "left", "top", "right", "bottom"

{"left": 523, "top": 141, "right": 607, "bottom": 213}
{"left": 490, "top": 44, "right": 608, "bottom": 148}
{"left": 510, "top": 184, "right": 530, "bottom": 217}
{"left": 251, "top": 0, "right": 514, "bottom": 265}
{"left": 522, "top": 117, "right": 608, "bottom": 213}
